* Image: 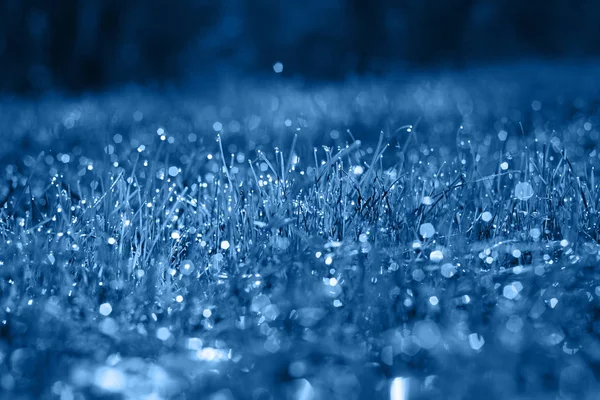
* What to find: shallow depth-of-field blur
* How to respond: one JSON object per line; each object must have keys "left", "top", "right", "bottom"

{"left": 2, "top": 65, "right": 600, "bottom": 399}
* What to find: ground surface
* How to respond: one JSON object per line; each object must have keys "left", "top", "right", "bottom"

{"left": 1, "top": 63, "right": 600, "bottom": 399}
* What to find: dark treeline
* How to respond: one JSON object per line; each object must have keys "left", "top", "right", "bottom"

{"left": 1, "top": 0, "right": 599, "bottom": 92}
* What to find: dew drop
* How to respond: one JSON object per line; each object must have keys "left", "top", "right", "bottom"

{"left": 99, "top": 303, "right": 113, "bottom": 316}
{"left": 419, "top": 223, "right": 436, "bottom": 239}
{"left": 515, "top": 181, "right": 534, "bottom": 201}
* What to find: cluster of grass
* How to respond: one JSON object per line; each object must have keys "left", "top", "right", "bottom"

{"left": 1, "top": 71, "right": 600, "bottom": 399}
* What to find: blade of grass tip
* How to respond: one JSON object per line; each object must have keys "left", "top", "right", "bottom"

{"left": 258, "top": 150, "right": 280, "bottom": 181}
{"left": 111, "top": 188, "right": 140, "bottom": 216}
{"left": 577, "top": 177, "right": 589, "bottom": 211}
{"left": 543, "top": 142, "right": 549, "bottom": 185}
{"left": 249, "top": 160, "right": 270, "bottom": 222}
{"left": 11, "top": 152, "right": 43, "bottom": 217}
{"left": 143, "top": 186, "right": 189, "bottom": 266}
{"left": 367, "top": 143, "right": 390, "bottom": 185}
{"left": 135, "top": 178, "right": 145, "bottom": 252}
{"left": 341, "top": 168, "right": 362, "bottom": 197}
{"left": 552, "top": 152, "right": 564, "bottom": 182}
{"left": 141, "top": 142, "right": 162, "bottom": 203}
{"left": 127, "top": 153, "right": 139, "bottom": 193}
{"left": 286, "top": 133, "right": 298, "bottom": 173}
{"left": 316, "top": 141, "right": 361, "bottom": 184}
{"left": 381, "top": 173, "right": 407, "bottom": 200}
{"left": 91, "top": 171, "right": 124, "bottom": 210}
{"left": 313, "top": 147, "right": 320, "bottom": 187}
{"left": 359, "top": 131, "right": 384, "bottom": 187}
{"left": 564, "top": 151, "right": 575, "bottom": 175}
{"left": 519, "top": 121, "right": 526, "bottom": 137}
{"left": 278, "top": 148, "right": 286, "bottom": 189}
{"left": 346, "top": 129, "right": 357, "bottom": 143}
{"left": 218, "top": 134, "right": 238, "bottom": 203}
{"left": 530, "top": 158, "right": 547, "bottom": 185}
{"left": 592, "top": 167, "right": 595, "bottom": 203}
{"left": 400, "top": 118, "right": 420, "bottom": 153}
{"left": 399, "top": 126, "right": 413, "bottom": 155}
{"left": 26, "top": 217, "right": 53, "bottom": 234}
{"left": 249, "top": 159, "right": 263, "bottom": 196}
{"left": 343, "top": 131, "right": 363, "bottom": 167}
{"left": 324, "top": 146, "right": 333, "bottom": 180}
{"left": 394, "top": 124, "right": 414, "bottom": 134}
{"left": 259, "top": 151, "right": 283, "bottom": 201}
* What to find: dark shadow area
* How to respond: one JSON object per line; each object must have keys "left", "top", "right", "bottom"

{"left": 1, "top": 0, "right": 600, "bottom": 93}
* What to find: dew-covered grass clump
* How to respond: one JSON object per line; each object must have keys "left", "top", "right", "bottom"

{"left": 2, "top": 67, "right": 600, "bottom": 399}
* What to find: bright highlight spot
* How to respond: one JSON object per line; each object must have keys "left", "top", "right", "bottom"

{"left": 390, "top": 377, "right": 407, "bottom": 400}
{"left": 430, "top": 250, "right": 444, "bottom": 262}
{"left": 94, "top": 367, "right": 126, "bottom": 392}
{"left": 481, "top": 211, "right": 492, "bottom": 222}
{"left": 168, "top": 166, "right": 179, "bottom": 177}
{"left": 441, "top": 263, "right": 456, "bottom": 278}
{"left": 468, "top": 333, "right": 485, "bottom": 350}
{"left": 273, "top": 62, "right": 284, "bottom": 73}
{"left": 156, "top": 327, "right": 171, "bottom": 341}
{"left": 419, "top": 223, "right": 436, "bottom": 239}
{"left": 99, "top": 303, "right": 113, "bottom": 316}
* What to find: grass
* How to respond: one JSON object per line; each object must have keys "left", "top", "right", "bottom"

{"left": 1, "top": 66, "right": 600, "bottom": 399}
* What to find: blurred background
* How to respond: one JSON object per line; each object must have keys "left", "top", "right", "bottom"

{"left": 1, "top": 0, "right": 600, "bottom": 93}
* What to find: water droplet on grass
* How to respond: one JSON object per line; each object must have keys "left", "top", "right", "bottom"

{"left": 430, "top": 250, "right": 443, "bottom": 262}
{"left": 181, "top": 260, "right": 195, "bottom": 276}
{"left": 530, "top": 228, "right": 541, "bottom": 240}
{"left": 503, "top": 282, "right": 522, "bottom": 299}
{"left": 273, "top": 62, "right": 283, "bottom": 73}
{"left": 468, "top": 333, "right": 485, "bottom": 350}
{"left": 506, "top": 315, "right": 524, "bottom": 333}
{"left": 515, "top": 182, "right": 534, "bottom": 200}
{"left": 99, "top": 303, "right": 112, "bottom": 316}
{"left": 481, "top": 211, "right": 492, "bottom": 222}
{"left": 419, "top": 223, "right": 435, "bottom": 239}
{"left": 414, "top": 320, "right": 441, "bottom": 349}
{"left": 94, "top": 367, "right": 126, "bottom": 393}
{"left": 168, "top": 166, "right": 179, "bottom": 177}
{"left": 412, "top": 269, "right": 425, "bottom": 281}
{"left": 156, "top": 327, "right": 171, "bottom": 341}
{"left": 441, "top": 263, "right": 456, "bottom": 278}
